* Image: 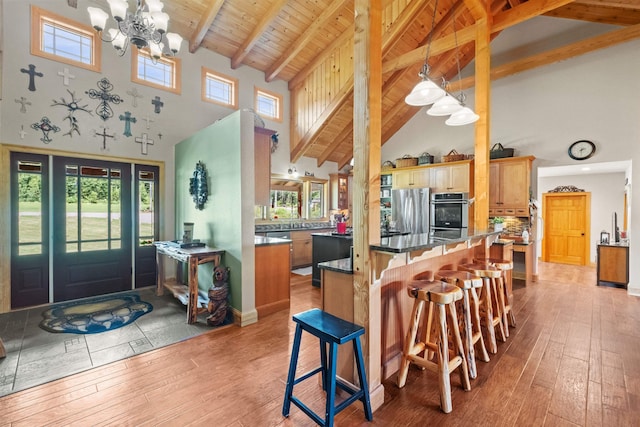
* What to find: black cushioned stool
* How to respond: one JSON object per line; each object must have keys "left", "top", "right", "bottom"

{"left": 282, "top": 308, "right": 373, "bottom": 427}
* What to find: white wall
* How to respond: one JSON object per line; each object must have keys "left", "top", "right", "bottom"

{"left": 383, "top": 21, "right": 640, "bottom": 294}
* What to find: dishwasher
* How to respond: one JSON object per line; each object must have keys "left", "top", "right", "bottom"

{"left": 265, "top": 231, "right": 291, "bottom": 239}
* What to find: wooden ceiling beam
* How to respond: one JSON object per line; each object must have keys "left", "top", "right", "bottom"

{"left": 544, "top": 3, "right": 640, "bottom": 25}
{"left": 188, "top": 0, "right": 225, "bottom": 54}
{"left": 382, "top": 0, "right": 576, "bottom": 74}
{"left": 317, "top": 109, "right": 354, "bottom": 166}
{"left": 463, "top": 0, "right": 488, "bottom": 20}
{"left": 451, "top": 22, "right": 640, "bottom": 90}
{"left": 265, "top": 0, "right": 351, "bottom": 82}
{"left": 231, "top": 0, "right": 289, "bottom": 69}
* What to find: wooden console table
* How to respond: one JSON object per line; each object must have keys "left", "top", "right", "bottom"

{"left": 154, "top": 242, "right": 225, "bottom": 324}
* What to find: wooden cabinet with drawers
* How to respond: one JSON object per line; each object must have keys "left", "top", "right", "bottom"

{"left": 489, "top": 156, "right": 535, "bottom": 217}
{"left": 290, "top": 229, "right": 313, "bottom": 268}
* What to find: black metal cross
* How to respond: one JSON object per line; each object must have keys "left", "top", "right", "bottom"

{"left": 151, "top": 96, "right": 164, "bottom": 114}
{"left": 21, "top": 64, "right": 44, "bottom": 92}
{"left": 95, "top": 127, "right": 114, "bottom": 150}
{"left": 86, "top": 78, "right": 123, "bottom": 121}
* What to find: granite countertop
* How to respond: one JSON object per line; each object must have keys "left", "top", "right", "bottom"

{"left": 494, "top": 238, "right": 533, "bottom": 246}
{"left": 598, "top": 241, "right": 630, "bottom": 248}
{"left": 255, "top": 223, "right": 334, "bottom": 233}
{"left": 370, "top": 230, "right": 501, "bottom": 254}
{"left": 317, "top": 257, "right": 353, "bottom": 274}
{"left": 254, "top": 235, "right": 291, "bottom": 246}
{"left": 311, "top": 231, "right": 353, "bottom": 239}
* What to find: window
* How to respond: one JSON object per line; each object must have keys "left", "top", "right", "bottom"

{"left": 255, "top": 87, "right": 283, "bottom": 122}
{"left": 31, "top": 5, "right": 101, "bottom": 72}
{"left": 202, "top": 67, "right": 238, "bottom": 109}
{"left": 131, "top": 47, "right": 181, "bottom": 94}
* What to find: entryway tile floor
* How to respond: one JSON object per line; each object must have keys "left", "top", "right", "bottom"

{"left": 0, "top": 287, "right": 222, "bottom": 397}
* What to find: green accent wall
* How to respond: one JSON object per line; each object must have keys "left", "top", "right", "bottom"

{"left": 174, "top": 111, "right": 254, "bottom": 314}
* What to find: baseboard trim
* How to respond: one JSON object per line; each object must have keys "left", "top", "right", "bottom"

{"left": 232, "top": 307, "right": 258, "bottom": 327}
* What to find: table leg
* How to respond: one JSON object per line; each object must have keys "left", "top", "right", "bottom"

{"left": 188, "top": 256, "right": 199, "bottom": 324}
{"left": 156, "top": 250, "right": 165, "bottom": 296}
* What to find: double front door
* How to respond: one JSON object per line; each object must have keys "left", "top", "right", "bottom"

{"left": 10, "top": 153, "right": 159, "bottom": 309}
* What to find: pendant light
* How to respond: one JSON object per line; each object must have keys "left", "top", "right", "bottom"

{"left": 427, "top": 92, "right": 463, "bottom": 116}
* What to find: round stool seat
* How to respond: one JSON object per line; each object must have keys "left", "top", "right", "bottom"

{"left": 475, "top": 258, "right": 513, "bottom": 271}
{"left": 407, "top": 280, "right": 462, "bottom": 305}
{"left": 435, "top": 270, "right": 483, "bottom": 290}
{"left": 459, "top": 263, "right": 502, "bottom": 279}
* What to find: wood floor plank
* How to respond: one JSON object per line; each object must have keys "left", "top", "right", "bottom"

{"left": 547, "top": 355, "right": 589, "bottom": 426}
{"left": 586, "top": 380, "right": 603, "bottom": 427}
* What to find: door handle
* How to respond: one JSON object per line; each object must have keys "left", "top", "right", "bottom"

{"left": 581, "top": 233, "right": 585, "bottom": 236}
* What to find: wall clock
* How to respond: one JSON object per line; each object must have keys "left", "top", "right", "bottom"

{"left": 189, "top": 161, "right": 208, "bottom": 210}
{"left": 568, "top": 140, "right": 596, "bottom": 161}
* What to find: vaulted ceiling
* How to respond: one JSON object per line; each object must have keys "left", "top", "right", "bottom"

{"left": 81, "top": 0, "right": 640, "bottom": 168}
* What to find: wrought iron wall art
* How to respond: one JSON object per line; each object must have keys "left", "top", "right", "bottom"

{"left": 119, "top": 111, "right": 137, "bottom": 137}
{"left": 52, "top": 90, "right": 92, "bottom": 137}
{"left": 20, "top": 64, "right": 43, "bottom": 91}
{"left": 189, "top": 161, "right": 209, "bottom": 210}
{"left": 94, "top": 127, "right": 115, "bottom": 150}
{"left": 271, "top": 133, "right": 279, "bottom": 153}
{"left": 31, "top": 117, "right": 60, "bottom": 144}
{"left": 85, "top": 78, "right": 123, "bottom": 121}
{"left": 548, "top": 185, "right": 585, "bottom": 193}
{"left": 15, "top": 96, "right": 31, "bottom": 113}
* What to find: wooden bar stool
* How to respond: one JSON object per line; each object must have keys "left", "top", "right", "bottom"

{"left": 282, "top": 308, "right": 373, "bottom": 427}
{"left": 458, "top": 263, "right": 506, "bottom": 354}
{"left": 397, "top": 279, "right": 471, "bottom": 413}
{"left": 435, "top": 270, "right": 490, "bottom": 379}
{"left": 476, "top": 258, "right": 515, "bottom": 336}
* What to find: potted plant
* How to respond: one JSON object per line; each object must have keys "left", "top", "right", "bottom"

{"left": 492, "top": 216, "right": 505, "bottom": 232}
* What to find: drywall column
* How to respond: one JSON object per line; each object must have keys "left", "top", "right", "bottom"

{"left": 353, "top": 0, "right": 384, "bottom": 411}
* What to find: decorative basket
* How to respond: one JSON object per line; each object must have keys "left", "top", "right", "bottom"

{"left": 418, "top": 152, "right": 435, "bottom": 165}
{"left": 442, "top": 149, "right": 466, "bottom": 162}
{"left": 490, "top": 143, "right": 515, "bottom": 159}
{"left": 381, "top": 160, "right": 395, "bottom": 171}
{"left": 395, "top": 154, "right": 418, "bottom": 168}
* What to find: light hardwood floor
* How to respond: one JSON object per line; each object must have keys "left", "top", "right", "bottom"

{"left": 1, "top": 262, "right": 639, "bottom": 426}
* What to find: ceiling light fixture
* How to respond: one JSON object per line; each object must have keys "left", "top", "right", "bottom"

{"left": 87, "top": 0, "right": 183, "bottom": 63}
{"left": 406, "top": 0, "right": 478, "bottom": 126}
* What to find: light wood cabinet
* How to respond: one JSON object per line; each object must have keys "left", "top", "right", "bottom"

{"left": 597, "top": 244, "right": 628, "bottom": 288}
{"left": 254, "top": 127, "right": 275, "bottom": 207}
{"left": 429, "top": 162, "right": 470, "bottom": 193}
{"left": 489, "top": 156, "right": 534, "bottom": 217}
{"left": 392, "top": 168, "right": 430, "bottom": 189}
{"left": 329, "top": 173, "right": 349, "bottom": 210}
{"left": 255, "top": 241, "right": 291, "bottom": 318}
{"left": 291, "top": 229, "right": 313, "bottom": 268}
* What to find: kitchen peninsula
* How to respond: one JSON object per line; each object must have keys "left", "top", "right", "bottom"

{"left": 318, "top": 230, "right": 502, "bottom": 381}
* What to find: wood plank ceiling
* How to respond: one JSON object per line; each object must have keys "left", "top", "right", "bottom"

{"left": 81, "top": 0, "right": 640, "bottom": 168}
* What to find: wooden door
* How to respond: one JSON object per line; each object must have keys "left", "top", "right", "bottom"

{"left": 542, "top": 192, "right": 590, "bottom": 265}
{"left": 52, "top": 157, "right": 132, "bottom": 302}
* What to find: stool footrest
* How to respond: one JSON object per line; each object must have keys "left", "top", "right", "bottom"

{"left": 293, "top": 366, "right": 324, "bottom": 386}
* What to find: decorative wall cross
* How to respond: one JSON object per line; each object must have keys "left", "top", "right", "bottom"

{"left": 127, "top": 87, "right": 143, "bottom": 107}
{"left": 31, "top": 117, "right": 60, "bottom": 144}
{"left": 135, "top": 133, "right": 154, "bottom": 155}
{"left": 19, "top": 125, "right": 27, "bottom": 140}
{"left": 151, "top": 96, "right": 164, "bottom": 114}
{"left": 95, "top": 127, "right": 114, "bottom": 150}
{"left": 141, "top": 115, "right": 154, "bottom": 129}
{"left": 86, "top": 78, "right": 123, "bottom": 121}
{"left": 57, "top": 68, "right": 76, "bottom": 86}
{"left": 52, "top": 90, "right": 92, "bottom": 137}
{"left": 119, "top": 111, "right": 137, "bottom": 137}
{"left": 15, "top": 97, "right": 31, "bottom": 113}
{"left": 20, "top": 64, "right": 44, "bottom": 92}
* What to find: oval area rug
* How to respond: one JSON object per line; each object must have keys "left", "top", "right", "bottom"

{"left": 39, "top": 293, "right": 153, "bottom": 334}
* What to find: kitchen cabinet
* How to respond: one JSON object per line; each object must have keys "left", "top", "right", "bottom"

{"left": 597, "top": 244, "right": 628, "bottom": 288}
{"left": 290, "top": 229, "right": 313, "bottom": 268}
{"left": 254, "top": 127, "right": 275, "bottom": 207}
{"left": 489, "top": 156, "right": 534, "bottom": 217}
{"left": 255, "top": 239, "right": 291, "bottom": 318}
{"left": 392, "top": 167, "right": 430, "bottom": 189}
{"left": 429, "top": 161, "right": 471, "bottom": 193}
{"left": 329, "top": 173, "right": 349, "bottom": 210}
{"left": 380, "top": 173, "right": 392, "bottom": 224}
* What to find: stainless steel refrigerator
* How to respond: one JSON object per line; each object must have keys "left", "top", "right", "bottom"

{"left": 391, "top": 187, "right": 430, "bottom": 234}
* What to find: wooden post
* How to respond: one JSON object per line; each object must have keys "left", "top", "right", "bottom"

{"left": 474, "top": 15, "right": 491, "bottom": 231}
{"left": 353, "top": 0, "right": 384, "bottom": 411}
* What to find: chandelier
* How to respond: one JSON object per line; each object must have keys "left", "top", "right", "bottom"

{"left": 404, "top": 0, "right": 478, "bottom": 126}
{"left": 88, "top": 0, "right": 183, "bottom": 61}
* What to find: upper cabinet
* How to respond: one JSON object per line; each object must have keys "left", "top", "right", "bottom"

{"left": 329, "top": 173, "right": 349, "bottom": 210}
{"left": 254, "top": 128, "right": 275, "bottom": 207}
{"left": 489, "top": 156, "right": 535, "bottom": 217}
{"left": 392, "top": 167, "right": 430, "bottom": 189}
{"left": 429, "top": 161, "right": 472, "bottom": 193}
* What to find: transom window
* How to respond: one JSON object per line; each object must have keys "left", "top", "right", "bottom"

{"left": 202, "top": 67, "right": 238, "bottom": 109}
{"left": 255, "top": 87, "right": 283, "bottom": 122}
{"left": 131, "top": 48, "right": 181, "bottom": 94}
{"left": 31, "top": 5, "right": 101, "bottom": 72}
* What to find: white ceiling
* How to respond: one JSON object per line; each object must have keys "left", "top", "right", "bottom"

{"left": 537, "top": 160, "right": 631, "bottom": 177}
